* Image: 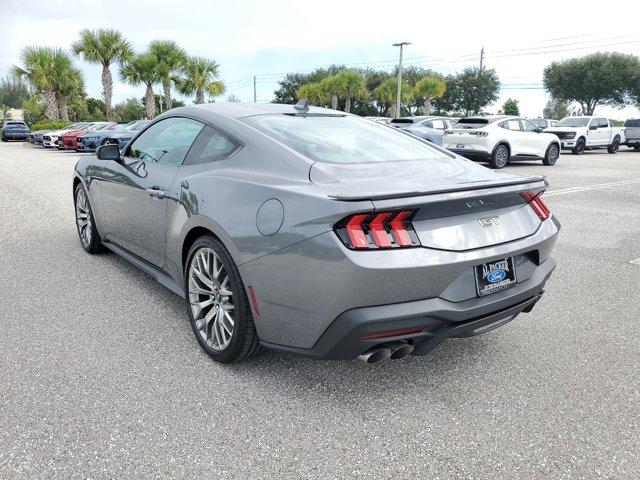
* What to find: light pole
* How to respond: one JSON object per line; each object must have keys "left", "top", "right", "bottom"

{"left": 392, "top": 42, "right": 410, "bottom": 118}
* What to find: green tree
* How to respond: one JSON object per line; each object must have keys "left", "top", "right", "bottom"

{"left": 22, "top": 94, "right": 45, "bottom": 126}
{"left": 120, "top": 53, "right": 161, "bottom": 119}
{"left": 72, "top": 29, "right": 133, "bottom": 120}
{"left": 453, "top": 67, "right": 500, "bottom": 115}
{"left": 12, "top": 47, "right": 73, "bottom": 120}
{"left": 413, "top": 76, "right": 446, "bottom": 114}
{"left": 273, "top": 65, "right": 346, "bottom": 104}
{"left": 373, "top": 78, "right": 414, "bottom": 118}
{"left": 503, "top": 98, "right": 519, "bottom": 115}
{"left": 333, "top": 71, "right": 367, "bottom": 113}
{"left": 149, "top": 40, "right": 187, "bottom": 112}
{"left": 542, "top": 98, "right": 569, "bottom": 119}
{"left": 319, "top": 76, "right": 341, "bottom": 110}
{"left": 296, "top": 82, "right": 328, "bottom": 106}
{"left": 112, "top": 98, "right": 146, "bottom": 122}
{"left": 543, "top": 52, "right": 640, "bottom": 115}
{"left": 86, "top": 98, "right": 107, "bottom": 120}
{"left": 432, "top": 75, "right": 459, "bottom": 114}
{"left": 0, "top": 76, "right": 30, "bottom": 108}
{"left": 55, "top": 67, "right": 85, "bottom": 121}
{"left": 175, "top": 57, "right": 225, "bottom": 104}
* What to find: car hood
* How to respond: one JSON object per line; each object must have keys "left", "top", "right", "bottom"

{"left": 308, "top": 155, "right": 538, "bottom": 200}
{"left": 63, "top": 130, "right": 88, "bottom": 137}
{"left": 82, "top": 129, "right": 116, "bottom": 137}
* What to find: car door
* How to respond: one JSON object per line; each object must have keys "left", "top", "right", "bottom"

{"left": 597, "top": 118, "right": 611, "bottom": 145}
{"left": 100, "top": 117, "right": 205, "bottom": 267}
{"left": 498, "top": 119, "right": 525, "bottom": 155}
{"left": 586, "top": 118, "right": 602, "bottom": 146}
{"left": 519, "top": 118, "right": 547, "bottom": 157}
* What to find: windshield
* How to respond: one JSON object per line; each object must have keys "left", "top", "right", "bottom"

{"left": 624, "top": 119, "right": 640, "bottom": 127}
{"left": 557, "top": 117, "right": 589, "bottom": 127}
{"left": 244, "top": 114, "right": 452, "bottom": 164}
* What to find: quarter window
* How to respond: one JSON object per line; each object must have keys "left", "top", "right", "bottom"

{"left": 184, "top": 125, "right": 240, "bottom": 165}
{"left": 431, "top": 119, "right": 446, "bottom": 130}
{"left": 520, "top": 119, "right": 538, "bottom": 132}
{"left": 126, "top": 117, "right": 204, "bottom": 165}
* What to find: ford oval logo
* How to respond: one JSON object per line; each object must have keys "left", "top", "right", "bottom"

{"left": 485, "top": 269, "right": 507, "bottom": 283}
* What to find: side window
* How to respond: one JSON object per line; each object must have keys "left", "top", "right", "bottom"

{"left": 431, "top": 119, "right": 446, "bottom": 130}
{"left": 422, "top": 121, "right": 434, "bottom": 129}
{"left": 507, "top": 120, "right": 521, "bottom": 131}
{"left": 184, "top": 125, "right": 241, "bottom": 165}
{"left": 598, "top": 118, "right": 609, "bottom": 128}
{"left": 126, "top": 117, "right": 204, "bottom": 165}
{"left": 520, "top": 119, "right": 538, "bottom": 132}
{"left": 588, "top": 118, "right": 598, "bottom": 128}
{"left": 499, "top": 121, "right": 510, "bottom": 130}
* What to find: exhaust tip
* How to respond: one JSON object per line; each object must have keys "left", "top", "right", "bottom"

{"left": 389, "top": 343, "right": 414, "bottom": 359}
{"left": 358, "top": 347, "right": 392, "bottom": 364}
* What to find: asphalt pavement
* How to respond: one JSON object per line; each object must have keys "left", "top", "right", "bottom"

{"left": 1, "top": 141, "right": 638, "bottom": 479}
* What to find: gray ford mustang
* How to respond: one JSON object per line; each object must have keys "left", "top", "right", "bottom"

{"left": 73, "top": 102, "right": 559, "bottom": 364}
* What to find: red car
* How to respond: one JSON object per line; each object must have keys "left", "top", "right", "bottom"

{"left": 59, "top": 122, "right": 115, "bottom": 150}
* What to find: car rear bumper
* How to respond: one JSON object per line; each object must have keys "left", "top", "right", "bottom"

{"left": 261, "top": 257, "right": 554, "bottom": 360}
{"left": 2, "top": 132, "right": 29, "bottom": 140}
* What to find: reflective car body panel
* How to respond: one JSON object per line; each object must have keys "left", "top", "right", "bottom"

{"left": 74, "top": 104, "right": 559, "bottom": 358}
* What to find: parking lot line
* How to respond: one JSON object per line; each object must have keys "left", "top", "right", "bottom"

{"left": 546, "top": 178, "right": 640, "bottom": 196}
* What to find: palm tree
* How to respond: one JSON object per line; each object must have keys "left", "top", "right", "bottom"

{"left": 413, "top": 76, "right": 446, "bottom": 115}
{"left": 72, "top": 29, "right": 133, "bottom": 120}
{"left": 175, "top": 57, "right": 225, "bottom": 104}
{"left": 120, "top": 53, "right": 161, "bottom": 119}
{"left": 12, "top": 47, "right": 71, "bottom": 120}
{"left": 334, "top": 71, "right": 367, "bottom": 113}
{"left": 374, "top": 78, "right": 414, "bottom": 118}
{"left": 319, "top": 76, "right": 340, "bottom": 110}
{"left": 149, "top": 40, "right": 187, "bottom": 112}
{"left": 296, "top": 82, "right": 328, "bottom": 106}
{"left": 56, "top": 67, "right": 85, "bottom": 121}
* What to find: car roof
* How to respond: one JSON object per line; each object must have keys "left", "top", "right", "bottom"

{"left": 173, "top": 102, "right": 340, "bottom": 119}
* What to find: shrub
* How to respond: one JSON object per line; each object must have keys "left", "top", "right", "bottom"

{"left": 31, "top": 119, "right": 71, "bottom": 131}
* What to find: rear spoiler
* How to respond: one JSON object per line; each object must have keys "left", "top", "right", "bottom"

{"left": 328, "top": 176, "right": 548, "bottom": 201}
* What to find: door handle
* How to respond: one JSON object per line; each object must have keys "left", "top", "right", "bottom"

{"left": 146, "top": 187, "right": 166, "bottom": 199}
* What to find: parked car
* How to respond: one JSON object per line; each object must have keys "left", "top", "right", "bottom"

{"left": 28, "top": 129, "right": 51, "bottom": 145}
{"left": 544, "top": 116, "right": 624, "bottom": 155}
{"left": 397, "top": 116, "right": 458, "bottom": 145}
{"left": 77, "top": 121, "right": 144, "bottom": 152}
{"left": 103, "top": 120, "right": 150, "bottom": 150}
{"left": 530, "top": 118, "right": 558, "bottom": 129}
{"left": 622, "top": 118, "right": 640, "bottom": 150}
{"left": 1, "top": 120, "right": 30, "bottom": 141}
{"left": 443, "top": 116, "right": 561, "bottom": 168}
{"left": 59, "top": 122, "right": 115, "bottom": 150}
{"left": 73, "top": 103, "right": 559, "bottom": 364}
{"left": 42, "top": 122, "right": 92, "bottom": 148}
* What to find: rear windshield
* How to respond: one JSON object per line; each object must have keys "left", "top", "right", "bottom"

{"left": 557, "top": 117, "right": 589, "bottom": 127}
{"left": 624, "top": 119, "right": 640, "bottom": 127}
{"left": 456, "top": 118, "right": 491, "bottom": 129}
{"left": 389, "top": 118, "right": 415, "bottom": 125}
{"left": 5, "top": 121, "right": 26, "bottom": 126}
{"left": 244, "top": 114, "right": 452, "bottom": 164}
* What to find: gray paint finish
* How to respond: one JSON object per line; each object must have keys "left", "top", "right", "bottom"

{"left": 73, "top": 103, "right": 559, "bottom": 356}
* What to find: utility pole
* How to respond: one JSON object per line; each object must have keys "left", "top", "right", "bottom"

{"left": 479, "top": 47, "right": 485, "bottom": 70}
{"left": 253, "top": 76, "right": 257, "bottom": 103}
{"left": 392, "top": 42, "right": 411, "bottom": 118}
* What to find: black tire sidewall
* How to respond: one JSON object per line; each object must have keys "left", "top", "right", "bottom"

{"left": 573, "top": 138, "right": 585, "bottom": 155}
{"left": 491, "top": 144, "right": 509, "bottom": 169}
{"left": 74, "top": 183, "right": 101, "bottom": 253}
{"left": 608, "top": 140, "right": 620, "bottom": 154}
{"left": 184, "top": 236, "right": 253, "bottom": 363}
{"left": 543, "top": 143, "right": 559, "bottom": 166}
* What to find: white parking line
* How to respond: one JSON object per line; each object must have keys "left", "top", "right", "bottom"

{"left": 545, "top": 178, "right": 640, "bottom": 197}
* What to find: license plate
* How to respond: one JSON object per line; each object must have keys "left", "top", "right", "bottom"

{"left": 474, "top": 257, "right": 517, "bottom": 297}
{"left": 456, "top": 144, "right": 466, "bottom": 149}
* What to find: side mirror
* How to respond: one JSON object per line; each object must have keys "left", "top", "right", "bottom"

{"left": 589, "top": 125, "right": 598, "bottom": 130}
{"left": 96, "top": 143, "right": 120, "bottom": 161}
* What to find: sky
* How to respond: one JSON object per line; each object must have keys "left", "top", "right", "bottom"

{"left": 2, "top": 0, "right": 640, "bottom": 119}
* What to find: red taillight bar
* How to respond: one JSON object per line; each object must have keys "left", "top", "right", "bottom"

{"left": 335, "top": 210, "right": 420, "bottom": 250}
{"left": 521, "top": 191, "right": 551, "bottom": 220}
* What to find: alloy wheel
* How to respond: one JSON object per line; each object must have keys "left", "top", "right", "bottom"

{"left": 188, "top": 247, "right": 235, "bottom": 351}
{"left": 548, "top": 145, "right": 559, "bottom": 164}
{"left": 495, "top": 146, "right": 509, "bottom": 167}
{"left": 75, "top": 188, "right": 92, "bottom": 247}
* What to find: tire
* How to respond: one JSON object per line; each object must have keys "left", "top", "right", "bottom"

{"left": 543, "top": 143, "right": 560, "bottom": 166}
{"left": 1, "top": 136, "right": 7, "bottom": 142}
{"left": 74, "top": 183, "right": 103, "bottom": 254}
{"left": 607, "top": 138, "right": 620, "bottom": 154}
{"left": 572, "top": 138, "right": 586, "bottom": 155}
{"left": 185, "top": 235, "right": 263, "bottom": 363}
{"left": 489, "top": 143, "right": 510, "bottom": 169}
{"left": 634, "top": 146, "right": 640, "bottom": 151}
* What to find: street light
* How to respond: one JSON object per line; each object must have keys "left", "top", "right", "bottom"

{"left": 392, "top": 42, "right": 411, "bottom": 119}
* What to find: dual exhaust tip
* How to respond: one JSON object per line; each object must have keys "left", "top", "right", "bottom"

{"left": 358, "top": 341, "right": 414, "bottom": 364}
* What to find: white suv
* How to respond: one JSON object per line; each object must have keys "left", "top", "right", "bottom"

{"left": 443, "top": 116, "right": 562, "bottom": 168}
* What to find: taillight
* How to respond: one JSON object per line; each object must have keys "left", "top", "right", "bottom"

{"left": 335, "top": 210, "right": 420, "bottom": 250}
{"left": 520, "top": 191, "right": 551, "bottom": 220}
